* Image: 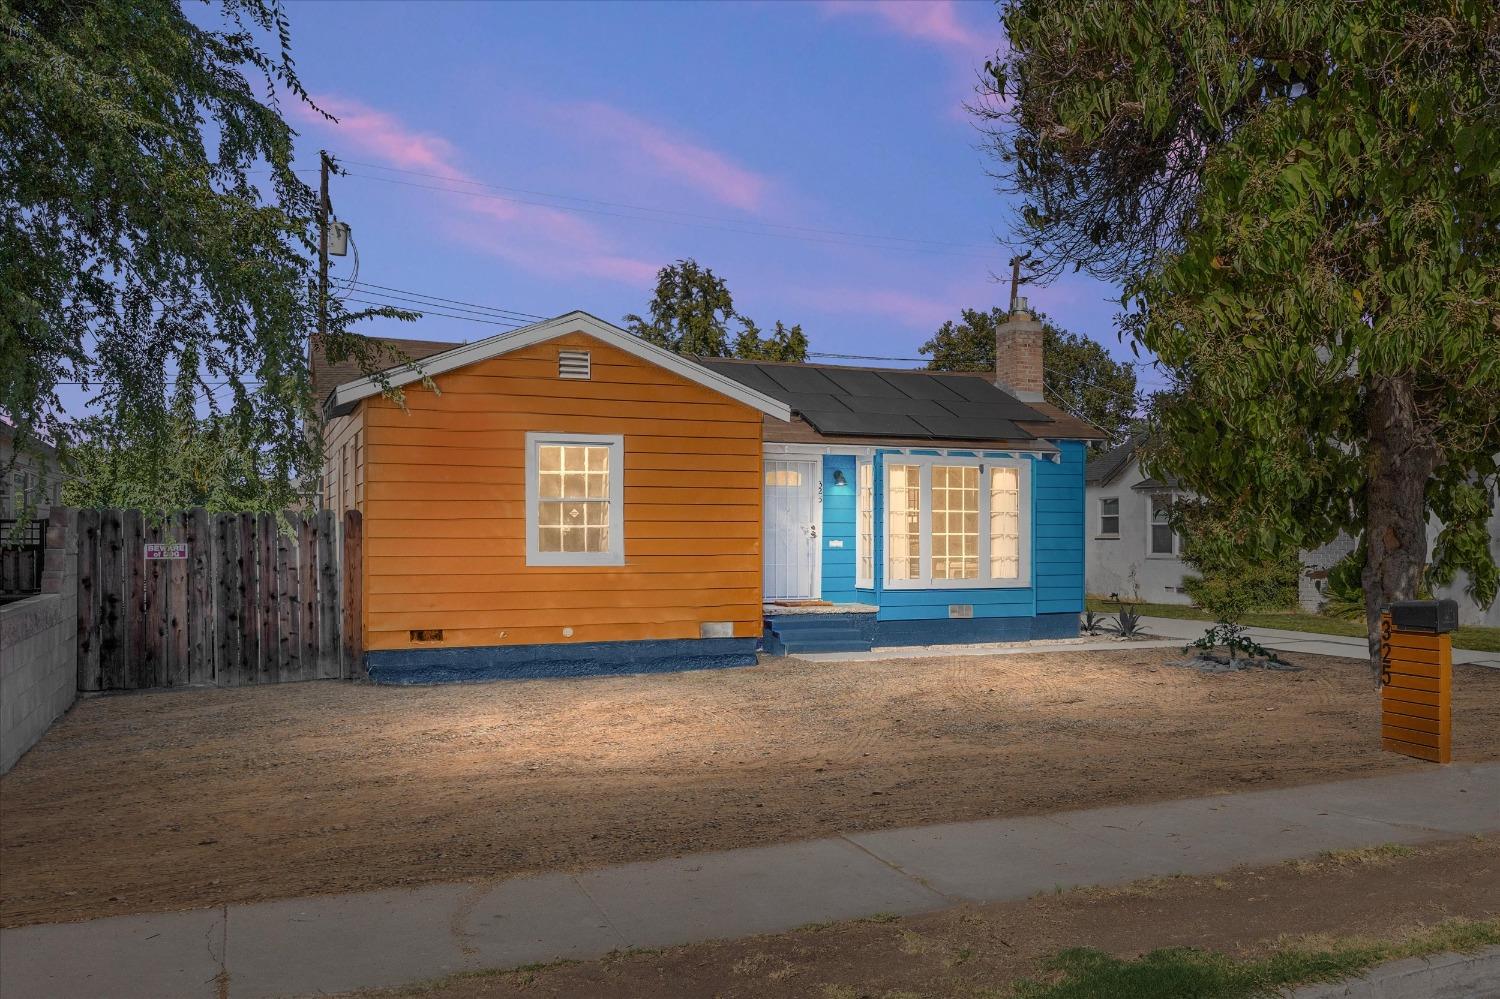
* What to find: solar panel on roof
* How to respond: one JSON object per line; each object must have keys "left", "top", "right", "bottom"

{"left": 704, "top": 361, "right": 784, "bottom": 397}
{"left": 819, "top": 368, "right": 909, "bottom": 398}
{"left": 780, "top": 393, "right": 847, "bottom": 414}
{"left": 912, "top": 415, "right": 1033, "bottom": 440}
{"left": 799, "top": 410, "right": 931, "bottom": 437}
{"left": 761, "top": 365, "right": 842, "bottom": 395}
{"left": 882, "top": 372, "right": 965, "bottom": 400}
{"left": 940, "top": 398, "right": 1048, "bottom": 422}
{"left": 839, "top": 394, "right": 949, "bottom": 416}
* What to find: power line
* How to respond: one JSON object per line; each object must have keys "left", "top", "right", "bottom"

{"left": 348, "top": 280, "right": 548, "bottom": 322}
{"left": 339, "top": 159, "right": 1001, "bottom": 251}
{"left": 341, "top": 171, "right": 1004, "bottom": 260}
{"left": 342, "top": 295, "right": 530, "bottom": 330}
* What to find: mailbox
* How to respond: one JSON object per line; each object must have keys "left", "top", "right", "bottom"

{"left": 1388, "top": 599, "right": 1459, "bottom": 634}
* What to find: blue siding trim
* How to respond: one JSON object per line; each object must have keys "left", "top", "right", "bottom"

{"left": 367, "top": 638, "right": 759, "bottom": 684}
{"left": 875, "top": 612, "right": 1079, "bottom": 646}
{"left": 821, "top": 454, "right": 859, "bottom": 603}
{"left": 867, "top": 442, "right": 1087, "bottom": 622}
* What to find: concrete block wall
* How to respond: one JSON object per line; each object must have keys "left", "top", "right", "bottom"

{"left": 1, "top": 508, "right": 78, "bottom": 774}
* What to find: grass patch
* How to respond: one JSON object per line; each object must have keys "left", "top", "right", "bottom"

{"left": 1006, "top": 917, "right": 1499, "bottom": 998}
{"left": 1084, "top": 598, "right": 1500, "bottom": 653}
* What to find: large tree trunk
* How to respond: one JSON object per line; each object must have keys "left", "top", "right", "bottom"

{"left": 1361, "top": 376, "right": 1440, "bottom": 682}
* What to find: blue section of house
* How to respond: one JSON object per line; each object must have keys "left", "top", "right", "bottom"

{"left": 820, "top": 454, "right": 858, "bottom": 602}
{"left": 875, "top": 612, "right": 1078, "bottom": 647}
{"left": 366, "top": 638, "right": 759, "bottom": 684}
{"left": 763, "top": 610, "right": 878, "bottom": 654}
{"left": 1032, "top": 440, "right": 1087, "bottom": 615}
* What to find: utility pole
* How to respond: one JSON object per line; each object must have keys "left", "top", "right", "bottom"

{"left": 317, "top": 149, "right": 332, "bottom": 350}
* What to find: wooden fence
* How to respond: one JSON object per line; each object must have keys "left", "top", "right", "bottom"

{"left": 76, "top": 508, "right": 362, "bottom": 691}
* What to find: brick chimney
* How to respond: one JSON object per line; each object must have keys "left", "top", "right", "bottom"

{"left": 995, "top": 297, "right": 1045, "bottom": 402}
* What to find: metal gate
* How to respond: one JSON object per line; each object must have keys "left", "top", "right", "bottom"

{"left": 763, "top": 458, "right": 819, "bottom": 600}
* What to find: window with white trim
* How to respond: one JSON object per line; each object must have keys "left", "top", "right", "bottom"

{"left": 1148, "top": 494, "right": 1179, "bottom": 556}
{"left": 989, "top": 466, "right": 1022, "bottom": 579}
{"left": 1098, "top": 496, "right": 1120, "bottom": 538}
{"left": 525, "top": 433, "right": 625, "bottom": 566}
{"left": 856, "top": 460, "right": 874, "bottom": 588}
{"left": 886, "top": 463, "right": 921, "bottom": 582}
{"left": 882, "top": 456, "right": 1032, "bottom": 589}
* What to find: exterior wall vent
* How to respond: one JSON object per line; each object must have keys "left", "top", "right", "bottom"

{"left": 410, "top": 629, "right": 444, "bottom": 643}
{"left": 948, "top": 604, "right": 974, "bottom": 619}
{"left": 558, "top": 349, "right": 591, "bottom": 380}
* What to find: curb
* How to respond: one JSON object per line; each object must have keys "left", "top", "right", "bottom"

{"left": 1285, "top": 946, "right": 1500, "bottom": 998}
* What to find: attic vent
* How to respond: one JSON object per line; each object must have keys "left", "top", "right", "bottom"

{"left": 558, "top": 349, "right": 591, "bottom": 380}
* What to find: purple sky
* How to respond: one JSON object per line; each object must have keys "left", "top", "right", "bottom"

{"left": 282, "top": 0, "right": 1161, "bottom": 389}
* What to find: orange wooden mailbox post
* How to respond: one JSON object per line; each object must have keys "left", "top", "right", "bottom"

{"left": 1379, "top": 599, "right": 1458, "bottom": 764}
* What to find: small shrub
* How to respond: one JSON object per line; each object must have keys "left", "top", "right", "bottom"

{"left": 1080, "top": 610, "right": 1108, "bottom": 635}
{"left": 1185, "top": 623, "right": 1287, "bottom": 665}
{"left": 1108, "top": 602, "right": 1147, "bottom": 638}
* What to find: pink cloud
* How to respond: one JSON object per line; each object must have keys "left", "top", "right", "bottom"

{"left": 792, "top": 285, "right": 962, "bottom": 330}
{"left": 820, "top": 0, "right": 987, "bottom": 52}
{"left": 557, "top": 102, "right": 770, "bottom": 212}
{"left": 294, "top": 95, "right": 658, "bottom": 287}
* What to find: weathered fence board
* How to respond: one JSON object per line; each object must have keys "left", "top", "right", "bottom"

{"left": 74, "top": 508, "right": 360, "bottom": 690}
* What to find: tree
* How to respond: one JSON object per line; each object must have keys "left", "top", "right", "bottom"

{"left": 2, "top": 0, "right": 410, "bottom": 513}
{"left": 921, "top": 307, "right": 1137, "bottom": 449}
{"left": 983, "top": 2, "right": 1500, "bottom": 675}
{"left": 624, "top": 259, "right": 809, "bottom": 362}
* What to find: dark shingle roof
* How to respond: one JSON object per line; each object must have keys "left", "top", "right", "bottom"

{"left": 1084, "top": 436, "right": 1139, "bottom": 484}
{"left": 311, "top": 333, "right": 461, "bottom": 408}
{"left": 697, "top": 358, "right": 1090, "bottom": 444}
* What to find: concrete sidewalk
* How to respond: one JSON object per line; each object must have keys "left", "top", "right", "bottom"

{"left": 796, "top": 615, "right": 1500, "bottom": 667}
{"left": 1137, "top": 615, "right": 1500, "bottom": 669}
{"left": 2, "top": 764, "right": 1496, "bottom": 999}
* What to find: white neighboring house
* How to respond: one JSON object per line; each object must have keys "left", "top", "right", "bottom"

{"left": 1086, "top": 436, "right": 1499, "bottom": 625}
{"left": 0, "top": 421, "right": 61, "bottom": 522}
{"left": 1084, "top": 437, "right": 1192, "bottom": 604}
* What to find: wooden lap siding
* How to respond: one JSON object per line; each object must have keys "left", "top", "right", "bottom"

{"left": 360, "top": 331, "right": 764, "bottom": 651}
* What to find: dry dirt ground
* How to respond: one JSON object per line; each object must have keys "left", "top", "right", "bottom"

{"left": 332, "top": 838, "right": 1500, "bottom": 999}
{"left": 3, "top": 648, "right": 1498, "bottom": 927}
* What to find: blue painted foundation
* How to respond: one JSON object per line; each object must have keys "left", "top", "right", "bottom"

{"left": 366, "top": 637, "right": 759, "bottom": 685}
{"left": 873, "top": 612, "right": 1079, "bottom": 647}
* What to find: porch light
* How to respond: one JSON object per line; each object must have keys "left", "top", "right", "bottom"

{"left": 833, "top": 469, "right": 847, "bottom": 487}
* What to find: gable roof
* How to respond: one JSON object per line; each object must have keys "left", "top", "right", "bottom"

{"left": 1084, "top": 435, "right": 1139, "bottom": 484}
{"left": 699, "top": 357, "right": 1105, "bottom": 445}
{"left": 322, "top": 312, "right": 792, "bottom": 422}
{"left": 311, "top": 334, "right": 460, "bottom": 412}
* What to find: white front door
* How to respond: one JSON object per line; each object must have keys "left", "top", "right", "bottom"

{"left": 763, "top": 458, "right": 819, "bottom": 600}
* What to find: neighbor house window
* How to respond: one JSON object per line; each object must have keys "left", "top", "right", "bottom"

{"left": 525, "top": 432, "right": 625, "bottom": 566}
{"left": 1098, "top": 497, "right": 1120, "bottom": 538}
{"left": 1148, "top": 494, "right": 1178, "bottom": 556}
{"left": 856, "top": 460, "right": 874, "bottom": 588}
{"left": 883, "top": 456, "right": 1032, "bottom": 589}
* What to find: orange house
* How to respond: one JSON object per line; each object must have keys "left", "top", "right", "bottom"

{"left": 313, "top": 312, "right": 791, "bottom": 681}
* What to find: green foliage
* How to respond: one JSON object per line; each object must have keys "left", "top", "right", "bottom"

{"left": 986, "top": 1, "right": 1500, "bottom": 667}
{"left": 1, "top": 0, "right": 412, "bottom": 513}
{"left": 624, "top": 258, "right": 808, "bottom": 361}
{"left": 1185, "top": 624, "right": 1286, "bottom": 665}
{"left": 1010, "top": 919, "right": 1500, "bottom": 999}
{"left": 1172, "top": 497, "right": 1299, "bottom": 627}
{"left": 62, "top": 360, "right": 291, "bottom": 517}
{"left": 920, "top": 306, "right": 1137, "bottom": 449}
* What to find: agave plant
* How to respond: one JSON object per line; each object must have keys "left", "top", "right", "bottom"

{"left": 1108, "top": 604, "right": 1147, "bottom": 638}
{"left": 1080, "top": 610, "right": 1108, "bottom": 635}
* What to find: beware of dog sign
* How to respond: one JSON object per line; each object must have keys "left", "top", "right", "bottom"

{"left": 144, "top": 543, "right": 188, "bottom": 560}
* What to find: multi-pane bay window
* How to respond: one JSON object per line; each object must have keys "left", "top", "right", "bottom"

{"left": 856, "top": 460, "right": 874, "bottom": 588}
{"left": 883, "top": 456, "right": 1032, "bottom": 589}
{"left": 525, "top": 432, "right": 624, "bottom": 566}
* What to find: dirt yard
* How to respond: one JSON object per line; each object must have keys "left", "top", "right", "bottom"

{"left": 3, "top": 648, "right": 1498, "bottom": 927}
{"left": 333, "top": 838, "right": 1500, "bottom": 999}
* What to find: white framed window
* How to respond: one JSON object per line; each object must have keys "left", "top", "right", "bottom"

{"left": 1098, "top": 497, "right": 1120, "bottom": 538}
{"left": 856, "top": 459, "right": 874, "bottom": 588}
{"left": 883, "top": 455, "right": 1032, "bottom": 589}
{"left": 1147, "top": 494, "right": 1178, "bottom": 557}
{"left": 525, "top": 432, "right": 625, "bottom": 566}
